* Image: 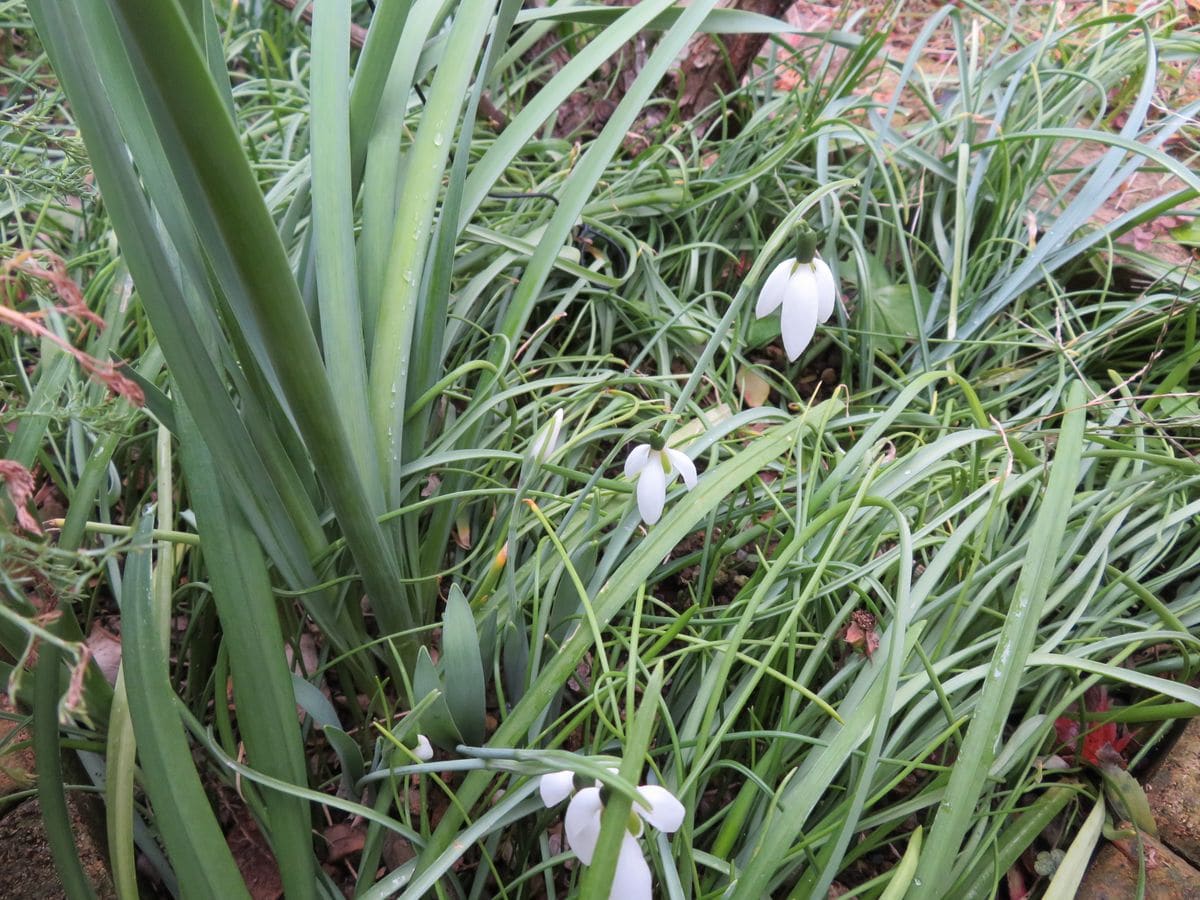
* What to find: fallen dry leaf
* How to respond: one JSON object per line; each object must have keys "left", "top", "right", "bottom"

{"left": 323, "top": 821, "right": 366, "bottom": 864}
{"left": 85, "top": 622, "right": 122, "bottom": 685}
{"left": 736, "top": 366, "right": 771, "bottom": 408}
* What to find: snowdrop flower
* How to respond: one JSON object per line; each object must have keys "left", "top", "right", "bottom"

{"left": 623, "top": 434, "right": 698, "bottom": 526}
{"left": 529, "top": 408, "right": 565, "bottom": 463}
{"left": 409, "top": 734, "right": 433, "bottom": 761}
{"left": 540, "top": 770, "right": 685, "bottom": 900}
{"left": 754, "top": 224, "right": 837, "bottom": 361}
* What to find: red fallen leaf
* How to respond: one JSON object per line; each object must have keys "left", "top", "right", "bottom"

{"left": 1053, "top": 713, "right": 1078, "bottom": 748}
{"left": 1054, "top": 686, "right": 1134, "bottom": 768}
{"left": 1006, "top": 863, "right": 1029, "bottom": 900}
{"left": 844, "top": 610, "right": 880, "bottom": 659}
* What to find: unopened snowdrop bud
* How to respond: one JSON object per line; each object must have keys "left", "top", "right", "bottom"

{"left": 623, "top": 434, "right": 698, "bottom": 526}
{"left": 753, "top": 224, "right": 838, "bottom": 361}
{"left": 410, "top": 734, "right": 433, "bottom": 761}
{"left": 529, "top": 408, "right": 565, "bottom": 463}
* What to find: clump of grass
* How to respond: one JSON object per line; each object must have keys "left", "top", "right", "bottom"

{"left": 3, "top": 2, "right": 1198, "bottom": 898}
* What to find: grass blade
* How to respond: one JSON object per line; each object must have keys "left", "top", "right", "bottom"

{"left": 911, "top": 382, "right": 1089, "bottom": 896}
{"left": 176, "top": 406, "right": 317, "bottom": 900}
{"left": 879, "top": 827, "right": 923, "bottom": 900}
{"left": 104, "top": 672, "right": 139, "bottom": 900}
{"left": 311, "top": 0, "right": 379, "bottom": 494}
{"left": 119, "top": 513, "right": 250, "bottom": 898}
{"left": 410, "top": 413, "right": 810, "bottom": 878}
{"left": 1044, "top": 796, "right": 1105, "bottom": 900}
{"left": 369, "top": 0, "right": 496, "bottom": 502}
{"left": 33, "top": 645, "right": 97, "bottom": 900}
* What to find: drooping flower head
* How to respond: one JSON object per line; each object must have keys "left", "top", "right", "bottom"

{"left": 754, "top": 223, "right": 837, "bottom": 361}
{"left": 410, "top": 734, "right": 434, "bottom": 761}
{"left": 623, "top": 432, "right": 698, "bottom": 526}
{"left": 540, "top": 770, "right": 685, "bottom": 900}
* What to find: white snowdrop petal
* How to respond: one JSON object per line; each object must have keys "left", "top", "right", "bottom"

{"left": 635, "top": 785, "right": 685, "bottom": 833}
{"left": 531, "top": 409, "right": 564, "bottom": 462}
{"left": 529, "top": 429, "right": 549, "bottom": 462}
{"left": 780, "top": 268, "right": 819, "bottom": 361}
{"left": 812, "top": 258, "right": 837, "bottom": 323}
{"left": 636, "top": 453, "right": 668, "bottom": 525}
{"left": 609, "top": 833, "right": 652, "bottom": 900}
{"left": 564, "top": 788, "right": 604, "bottom": 864}
{"left": 539, "top": 770, "right": 576, "bottom": 807}
{"left": 414, "top": 734, "right": 434, "bottom": 761}
{"left": 755, "top": 259, "right": 794, "bottom": 318}
{"left": 623, "top": 443, "right": 651, "bottom": 479}
{"left": 664, "top": 449, "right": 697, "bottom": 490}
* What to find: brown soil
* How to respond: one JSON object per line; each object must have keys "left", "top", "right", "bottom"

{"left": 1144, "top": 716, "right": 1200, "bottom": 870}
{"left": 0, "top": 797, "right": 115, "bottom": 900}
{"left": 0, "top": 699, "right": 114, "bottom": 899}
{"left": 782, "top": 1, "right": 1199, "bottom": 273}
{"left": 1075, "top": 716, "right": 1200, "bottom": 897}
{"left": 1077, "top": 833, "right": 1200, "bottom": 899}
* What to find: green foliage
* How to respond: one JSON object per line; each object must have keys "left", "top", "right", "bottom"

{"left": 4, "top": 1, "right": 1199, "bottom": 898}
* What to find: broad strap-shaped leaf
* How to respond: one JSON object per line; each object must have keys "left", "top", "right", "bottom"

{"left": 176, "top": 406, "right": 317, "bottom": 899}
{"left": 119, "top": 513, "right": 251, "bottom": 898}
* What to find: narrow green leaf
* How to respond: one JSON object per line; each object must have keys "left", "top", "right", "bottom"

{"left": 176, "top": 406, "right": 317, "bottom": 899}
{"left": 369, "top": 0, "right": 496, "bottom": 502}
{"left": 1100, "top": 765, "right": 1157, "bottom": 837}
{"left": 34, "top": 644, "right": 98, "bottom": 900}
{"left": 443, "top": 584, "right": 486, "bottom": 745}
{"left": 176, "top": 0, "right": 234, "bottom": 113}
{"left": 311, "top": 0, "right": 378, "bottom": 494}
{"left": 414, "top": 647, "right": 463, "bottom": 748}
{"left": 1044, "top": 798, "right": 1105, "bottom": 900}
{"left": 119, "top": 512, "right": 250, "bottom": 898}
{"left": 912, "top": 382, "right": 1089, "bottom": 897}
{"left": 6, "top": 350, "right": 71, "bottom": 469}
{"left": 326, "top": 726, "right": 367, "bottom": 797}
{"left": 403, "top": 0, "right": 522, "bottom": 470}
{"left": 879, "top": 827, "right": 923, "bottom": 900}
{"left": 513, "top": 4, "right": 822, "bottom": 34}
{"left": 1025, "top": 654, "right": 1200, "bottom": 707}
{"left": 357, "top": 0, "right": 449, "bottom": 331}
{"left": 292, "top": 673, "right": 343, "bottom": 731}
{"left": 347, "top": 0, "right": 417, "bottom": 185}
{"left": 105, "top": 671, "right": 139, "bottom": 900}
